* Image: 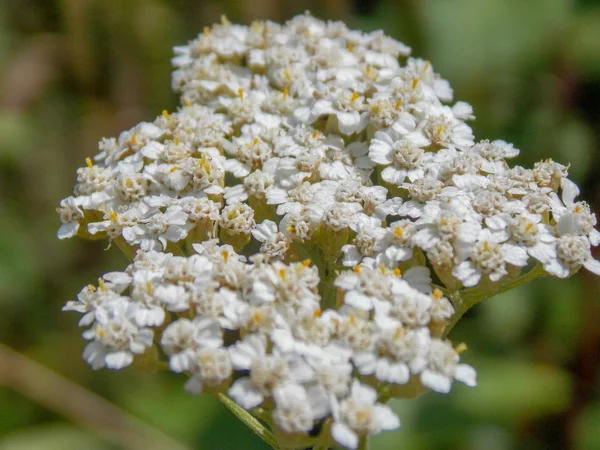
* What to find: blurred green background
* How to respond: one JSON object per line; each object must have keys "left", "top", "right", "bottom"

{"left": 1, "top": 0, "right": 600, "bottom": 449}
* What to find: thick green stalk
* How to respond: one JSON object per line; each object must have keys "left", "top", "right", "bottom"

{"left": 358, "top": 437, "right": 369, "bottom": 450}
{"left": 444, "top": 264, "right": 547, "bottom": 338}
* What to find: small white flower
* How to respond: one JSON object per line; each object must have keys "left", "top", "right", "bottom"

{"left": 420, "top": 340, "right": 476, "bottom": 393}
{"left": 272, "top": 383, "right": 328, "bottom": 434}
{"left": 56, "top": 196, "right": 84, "bottom": 239}
{"left": 228, "top": 333, "right": 313, "bottom": 409}
{"left": 82, "top": 298, "right": 154, "bottom": 370}
{"left": 453, "top": 229, "right": 508, "bottom": 287}
{"left": 331, "top": 380, "right": 400, "bottom": 449}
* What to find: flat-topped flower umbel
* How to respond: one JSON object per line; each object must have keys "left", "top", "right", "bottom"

{"left": 58, "top": 13, "right": 600, "bottom": 450}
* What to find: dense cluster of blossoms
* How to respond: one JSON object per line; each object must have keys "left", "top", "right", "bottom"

{"left": 58, "top": 14, "right": 600, "bottom": 449}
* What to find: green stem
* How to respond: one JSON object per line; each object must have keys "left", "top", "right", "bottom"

{"left": 113, "top": 237, "right": 136, "bottom": 261}
{"left": 444, "top": 264, "right": 547, "bottom": 338}
{"left": 217, "top": 393, "right": 279, "bottom": 449}
{"left": 358, "top": 437, "right": 369, "bottom": 450}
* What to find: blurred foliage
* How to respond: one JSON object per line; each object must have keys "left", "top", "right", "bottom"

{"left": 1, "top": 0, "right": 599, "bottom": 449}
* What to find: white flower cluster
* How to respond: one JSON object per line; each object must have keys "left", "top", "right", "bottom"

{"left": 58, "top": 13, "right": 600, "bottom": 449}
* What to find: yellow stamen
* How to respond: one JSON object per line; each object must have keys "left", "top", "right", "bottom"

{"left": 85, "top": 157, "right": 93, "bottom": 168}
{"left": 238, "top": 88, "right": 244, "bottom": 99}
{"left": 125, "top": 178, "right": 132, "bottom": 188}
{"left": 88, "top": 284, "right": 96, "bottom": 292}
{"left": 98, "top": 278, "right": 106, "bottom": 292}
{"left": 162, "top": 110, "right": 169, "bottom": 119}
{"left": 283, "top": 87, "right": 289, "bottom": 99}
{"left": 394, "top": 99, "right": 403, "bottom": 110}
{"left": 526, "top": 222, "right": 534, "bottom": 232}
{"left": 302, "top": 259, "right": 311, "bottom": 267}
{"left": 455, "top": 342, "right": 468, "bottom": 354}
{"left": 353, "top": 265, "right": 361, "bottom": 273}
{"left": 146, "top": 281, "right": 153, "bottom": 294}
{"left": 203, "top": 26, "right": 210, "bottom": 36}
{"left": 394, "top": 327, "right": 405, "bottom": 339}
{"left": 109, "top": 211, "right": 118, "bottom": 222}
{"left": 170, "top": 167, "right": 177, "bottom": 172}
{"left": 220, "top": 15, "right": 229, "bottom": 25}
{"left": 433, "top": 289, "right": 442, "bottom": 300}
{"left": 131, "top": 135, "right": 137, "bottom": 144}
{"left": 379, "top": 264, "right": 386, "bottom": 274}
{"left": 347, "top": 42, "right": 353, "bottom": 52}
{"left": 96, "top": 328, "right": 105, "bottom": 337}
{"left": 351, "top": 92, "right": 360, "bottom": 102}
{"left": 222, "top": 249, "right": 229, "bottom": 263}
{"left": 253, "top": 137, "right": 259, "bottom": 145}
{"left": 393, "top": 268, "right": 402, "bottom": 276}
{"left": 312, "top": 130, "right": 319, "bottom": 139}
{"left": 574, "top": 205, "right": 582, "bottom": 213}
{"left": 253, "top": 311, "right": 262, "bottom": 322}
{"left": 483, "top": 241, "right": 489, "bottom": 251}
{"left": 394, "top": 227, "right": 404, "bottom": 237}
{"left": 313, "top": 308, "right": 322, "bottom": 318}
{"left": 175, "top": 137, "right": 180, "bottom": 145}
{"left": 412, "top": 78, "right": 419, "bottom": 89}
{"left": 279, "top": 268, "right": 286, "bottom": 280}
{"left": 183, "top": 98, "right": 191, "bottom": 107}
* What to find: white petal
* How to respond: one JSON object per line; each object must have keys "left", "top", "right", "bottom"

{"left": 455, "top": 364, "right": 477, "bottom": 387}
{"left": 544, "top": 259, "right": 570, "bottom": 278}
{"left": 332, "top": 422, "right": 359, "bottom": 450}
{"left": 228, "top": 378, "right": 264, "bottom": 410}
{"left": 452, "top": 261, "right": 481, "bottom": 287}
{"left": 342, "top": 245, "right": 363, "bottom": 266}
{"left": 344, "top": 291, "right": 373, "bottom": 310}
{"left": 368, "top": 139, "right": 393, "bottom": 165}
{"left": 374, "top": 405, "right": 401, "bottom": 430}
{"left": 421, "top": 370, "right": 451, "bottom": 394}
{"left": 337, "top": 111, "right": 360, "bottom": 135}
{"left": 353, "top": 352, "right": 377, "bottom": 375}
{"left": 412, "top": 228, "right": 438, "bottom": 251}
{"left": 561, "top": 178, "right": 580, "bottom": 206}
{"left": 381, "top": 166, "right": 405, "bottom": 185}
{"left": 528, "top": 243, "right": 556, "bottom": 264}
{"left": 105, "top": 351, "right": 133, "bottom": 370}
{"left": 57, "top": 221, "right": 79, "bottom": 239}
{"left": 557, "top": 213, "right": 582, "bottom": 236}
{"left": 502, "top": 243, "right": 529, "bottom": 267}
{"left": 251, "top": 220, "right": 278, "bottom": 242}
{"left": 589, "top": 229, "right": 600, "bottom": 246}
{"left": 583, "top": 258, "right": 600, "bottom": 276}
{"left": 351, "top": 380, "right": 378, "bottom": 404}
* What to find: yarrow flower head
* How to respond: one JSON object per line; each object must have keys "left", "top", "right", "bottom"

{"left": 58, "top": 13, "right": 600, "bottom": 450}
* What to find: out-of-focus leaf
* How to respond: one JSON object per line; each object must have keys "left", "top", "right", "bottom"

{"left": 424, "top": 0, "right": 571, "bottom": 75}
{"left": 0, "top": 111, "right": 33, "bottom": 162}
{"left": 479, "top": 286, "right": 536, "bottom": 346}
{"left": 454, "top": 358, "right": 572, "bottom": 421}
{"left": 575, "top": 402, "right": 600, "bottom": 450}
{"left": 117, "top": 374, "right": 220, "bottom": 441}
{"left": 0, "top": 424, "right": 108, "bottom": 450}
{"left": 568, "top": 10, "right": 600, "bottom": 75}
{"left": 0, "top": 208, "right": 37, "bottom": 305}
